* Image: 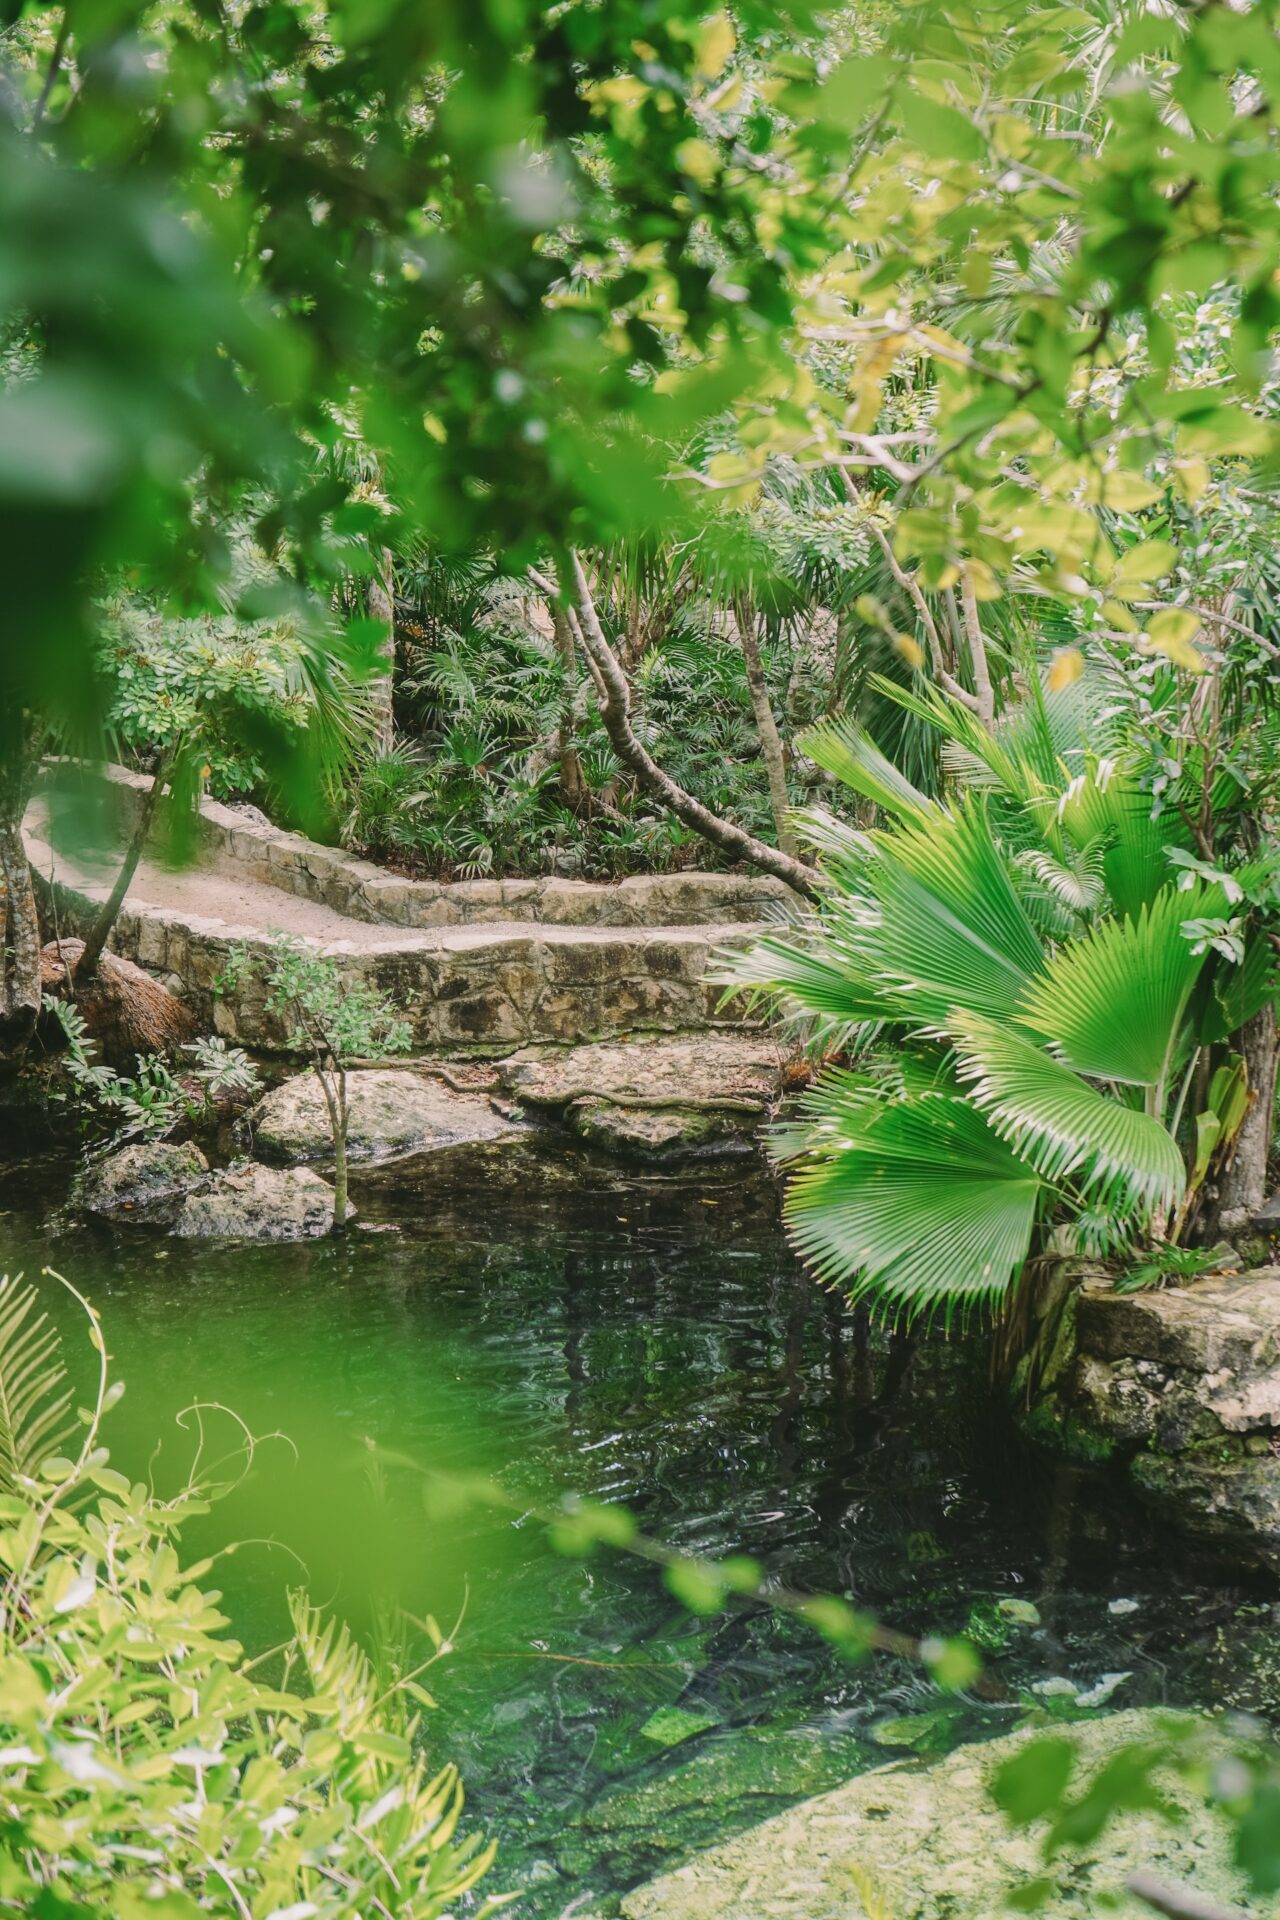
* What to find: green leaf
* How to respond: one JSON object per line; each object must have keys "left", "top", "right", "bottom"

{"left": 897, "top": 90, "right": 985, "bottom": 161}
{"left": 865, "top": 800, "right": 1048, "bottom": 1027}
{"left": 783, "top": 1077, "right": 1042, "bottom": 1323}
{"left": 1016, "top": 889, "right": 1213, "bottom": 1088}
{"left": 800, "top": 716, "right": 934, "bottom": 820}
{"left": 952, "top": 1014, "right": 1186, "bottom": 1216}
{"left": 991, "top": 1735, "right": 1078, "bottom": 1825}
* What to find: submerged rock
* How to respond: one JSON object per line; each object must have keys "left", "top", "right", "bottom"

{"left": 174, "top": 1161, "right": 345, "bottom": 1240}
{"left": 615, "top": 1711, "right": 1275, "bottom": 1920}
{"left": 248, "top": 1067, "right": 526, "bottom": 1164}
{"left": 554, "top": 1724, "right": 869, "bottom": 1889}
{"left": 498, "top": 1034, "right": 783, "bottom": 1160}
{"left": 1020, "top": 1266, "right": 1280, "bottom": 1564}
{"left": 74, "top": 1139, "right": 209, "bottom": 1222}
{"left": 565, "top": 1099, "right": 753, "bottom": 1158}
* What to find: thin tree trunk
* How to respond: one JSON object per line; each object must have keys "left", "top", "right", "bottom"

{"left": 549, "top": 603, "right": 584, "bottom": 805}
{"left": 552, "top": 556, "right": 819, "bottom": 900}
{"left": 0, "top": 731, "right": 40, "bottom": 1059}
{"left": 960, "top": 565, "right": 996, "bottom": 728}
{"left": 75, "top": 755, "right": 171, "bottom": 983}
{"left": 1217, "top": 1001, "right": 1278, "bottom": 1232}
{"left": 368, "top": 546, "right": 397, "bottom": 755}
{"left": 734, "top": 601, "right": 800, "bottom": 859}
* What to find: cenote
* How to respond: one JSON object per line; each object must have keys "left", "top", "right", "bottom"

{"left": 6, "top": 1128, "right": 1275, "bottom": 1917}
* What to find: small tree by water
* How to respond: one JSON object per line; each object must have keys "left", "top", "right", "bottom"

{"left": 230, "top": 937, "right": 411, "bottom": 1228}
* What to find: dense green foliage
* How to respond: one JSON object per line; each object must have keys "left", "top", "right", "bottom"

{"left": 724, "top": 667, "right": 1280, "bottom": 1319}
{"left": 0, "top": 1271, "right": 501, "bottom": 1918}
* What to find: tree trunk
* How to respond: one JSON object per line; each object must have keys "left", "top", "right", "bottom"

{"left": 368, "top": 546, "right": 397, "bottom": 755}
{"left": 959, "top": 565, "right": 996, "bottom": 728}
{"left": 735, "top": 601, "right": 799, "bottom": 859}
{"left": 75, "top": 755, "right": 170, "bottom": 983}
{"left": 332, "top": 1066, "right": 349, "bottom": 1228}
{"left": 0, "top": 737, "right": 40, "bottom": 1061}
{"left": 549, "top": 603, "right": 584, "bottom": 805}
{"left": 554, "top": 556, "right": 820, "bottom": 901}
{"left": 1217, "top": 1001, "right": 1278, "bottom": 1232}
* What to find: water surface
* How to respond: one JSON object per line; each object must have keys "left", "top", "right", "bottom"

{"left": 4, "top": 1128, "right": 1274, "bottom": 1913}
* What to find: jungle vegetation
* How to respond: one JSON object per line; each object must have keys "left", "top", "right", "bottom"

{"left": 5, "top": 0, "right": 1280, "bottom": 1910}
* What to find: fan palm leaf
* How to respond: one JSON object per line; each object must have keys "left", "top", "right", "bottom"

{"left": 863, "top": 799, "right": 1047, "bottom": 1026}
{"left": 779, "top": 1078, "right": 1043, "bottom": 1325}
{"left": 951, "top": 1013, "right": 1186, "bottom": 1217}
{"left": 1016, "top": 886, "right": 1214, "bottom": 1090}
{"left": 799, "top": 716, "right": 935, "bottom": 821}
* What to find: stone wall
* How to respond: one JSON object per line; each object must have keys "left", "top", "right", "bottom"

{"left": 1017, "top": 1263, "right": 1280, "bottom": 1565}
{"left": 49, "top": 765, "right": 793, "bottom": 930}
{"left": 36, "top": 874, "right": 755, "bottom": 1055}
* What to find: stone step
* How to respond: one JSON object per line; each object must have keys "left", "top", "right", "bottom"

{"left": 27, "top": 805, "right": 765, "bottom": 1052}
{"left": 36, "top": 765, "right": 794, "bottom": 929}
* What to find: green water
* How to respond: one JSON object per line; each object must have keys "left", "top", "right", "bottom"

{"left": 5, "top": 1128, "right": 1276, "bottom": 1914}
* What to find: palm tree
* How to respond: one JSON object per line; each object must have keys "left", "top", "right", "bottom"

{"left": 719, "top": 681, "right": 1278, "bottom": 1324}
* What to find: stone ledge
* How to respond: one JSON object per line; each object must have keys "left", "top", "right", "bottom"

{"left": 1020, "top": 1263, "right": 1280, "bottom": 1563}
{"left": 36, "top": 763, "right": 795, "bottom": 930}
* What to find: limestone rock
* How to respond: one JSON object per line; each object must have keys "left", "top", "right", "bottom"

{"left": 566, "top": 1099, "right": 754, "bottom": 1158}
{"left": 615, "top": 1711, "right": 1276, "bottom": 1920}
{"left": 174, "top": 1161, "right": 344, "bottom": 1240}
{"left": 1023, "top": 1266, "right": 1280, "bottom": 1562}
{"left": 74, "top": 1139, "right": 209, "bottom": 1221}
{"left": 554, "top": 1725, "right": 869, "bottom": 1889}
{"left": 498, "top": 1034, "right": 782, "bottom": 1160}
{"left": 248, "top": 1068, "right": 525, "bottom": 1164}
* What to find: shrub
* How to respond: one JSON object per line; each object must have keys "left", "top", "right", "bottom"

{"left": 0, "top": 1267, "right": 503, "bottom": 1918}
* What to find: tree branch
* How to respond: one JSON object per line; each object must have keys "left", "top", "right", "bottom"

{"left": 76, "top": 752, "right": 172, "bottom": 983}
{"left": 1127, "top": 1871, "right": 1247, "bottom": 1920}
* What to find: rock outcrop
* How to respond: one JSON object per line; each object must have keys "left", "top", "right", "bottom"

{"left": 497, "top": 1033, "right": 784, "bottom": 1159}
{"left": 248, "top": 1068, "right": 528, "bottom": 1164}
{"left": 74, "top": 1139, "right": 209, "bottom": 1222}
{"left": 612, "top": 1711, "right": 1274, "bottom": 1920}
{"left": 1019, "top": 1265, "right": 1280, "bottom": 1563}
{"left": 173, "top": 1161, "right": 345, "bottom": 1240}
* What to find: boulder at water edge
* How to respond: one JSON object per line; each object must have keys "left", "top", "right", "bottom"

{"left": 248, "top": 1068, "right": 526, "bottom": 1164}
{"left": 173, "top": 1161, "right": 346, "bottom": 1240}
{"left": 74, "top": 1140, "right": 209, "bottom": 1223}
{"left": 612, "top": 1711, "right": 1275, "bottom": 1920}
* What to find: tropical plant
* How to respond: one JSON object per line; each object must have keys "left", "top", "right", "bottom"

{"left": 0, "top": 1267, "right": 502, "bottom": 1918}
{"left": 42, "top": 999, "right": 261, "bottom": 1145}
{"left": 221, "top": 937, "right": 412, "bottom": 1228}
{"left": 719, "top": 682, "right": 1280, "bottom": 1323}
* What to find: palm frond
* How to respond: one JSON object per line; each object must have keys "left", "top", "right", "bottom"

{"left": 1051, "top": 759, "right": 1189, "bottom": 917}
{"left": 778, "top": 1078, "right": 1043, "bottom": 1325}
{"left": 0, "top": 1275, "right": 74, "bottom": 1493}
{"left": 798, "top": 716, "right": 935, "bottom": 820}
{"left": 865, "top": 799, "right": 1047, "bottom": 1025}
{"left": 1016, "top": 887, "right": 1212, "bottom": 1088}
{"left": 952, "top": 1013, "right": 1186, "bottom": 1217}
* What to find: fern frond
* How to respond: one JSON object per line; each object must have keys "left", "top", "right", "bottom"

{"left": 0, "top": 1275, "right": 74, "bottom": 1493}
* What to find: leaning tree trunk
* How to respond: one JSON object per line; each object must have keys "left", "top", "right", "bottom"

{"left": 1216, "top": 1001, "right": 1278, "bottom": 1233}
{"left": 75, "top": 753, "right": 171, "bottom": 983}
{"left": 540, "top": 557, "right": 820, "bottom": 901}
